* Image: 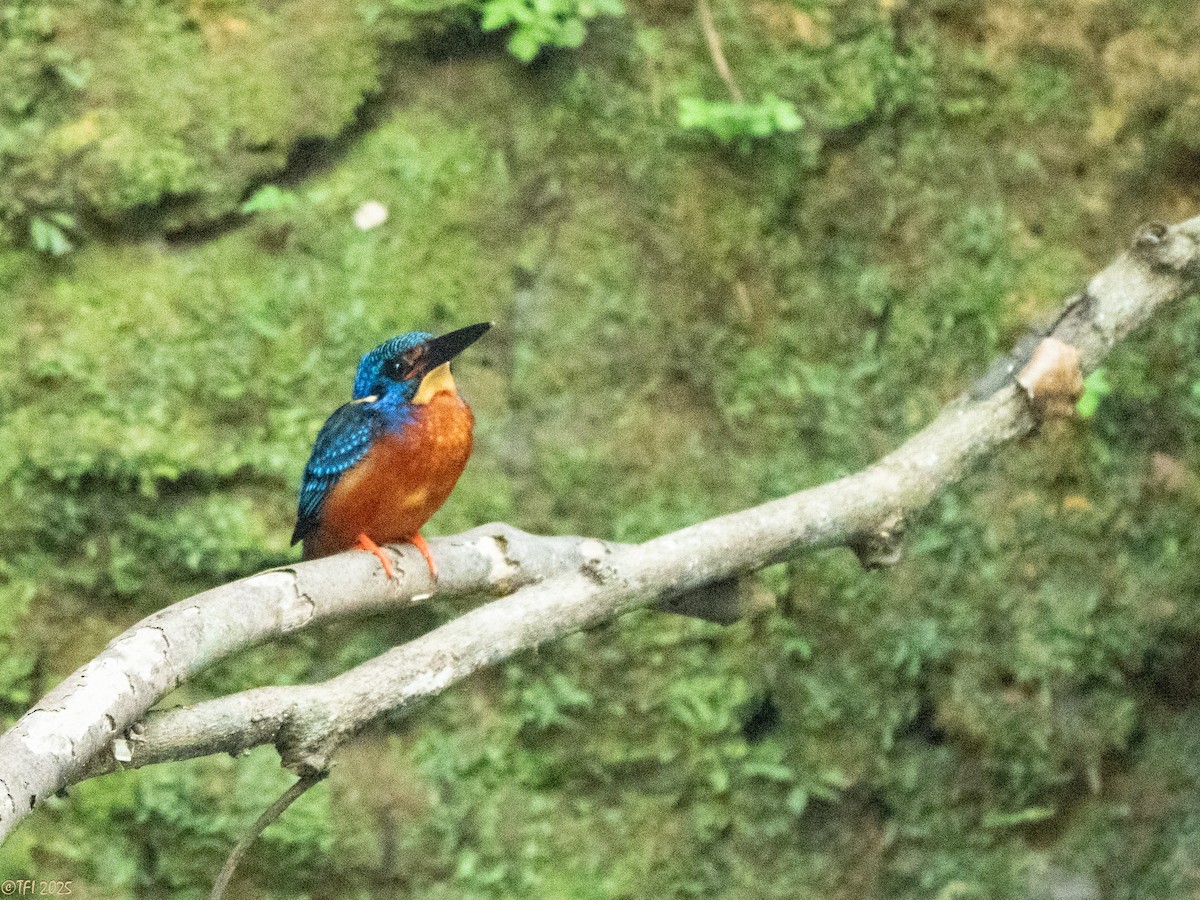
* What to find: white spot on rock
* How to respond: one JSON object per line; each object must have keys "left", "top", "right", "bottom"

{"left": 354, "top": 200, "right": 388, "bottom": 230}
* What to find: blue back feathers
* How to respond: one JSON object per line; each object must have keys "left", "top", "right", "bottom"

{"left": 291, "top": 402, "right": 382, "bottom": 544}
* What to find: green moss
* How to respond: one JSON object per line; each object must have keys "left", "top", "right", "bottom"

{"left": 0, "top": 101, "right": 513, "bottom": 622}
{"left": 7, "top": 0, "right": 1200, "bottom": 896}
{"left": 1, "top": 0, "right": 379, "bottom": 240}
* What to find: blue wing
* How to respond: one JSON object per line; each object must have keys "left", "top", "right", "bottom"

{"left": 291, "top": 401, "right": 384, "bottom": 545}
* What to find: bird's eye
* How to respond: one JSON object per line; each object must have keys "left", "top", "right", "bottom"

{"left": 386, "top": 347, "right": 425, "bottom": 381}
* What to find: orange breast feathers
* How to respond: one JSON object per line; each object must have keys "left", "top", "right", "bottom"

{"left": 303, "top": 390, "right": 475, "bottom": 560}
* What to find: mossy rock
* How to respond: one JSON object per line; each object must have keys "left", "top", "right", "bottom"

{"left": 2, "top": 0, "right": 382, "bottom": 238}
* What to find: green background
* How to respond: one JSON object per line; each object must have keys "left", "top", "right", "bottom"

{"left": 4, "top": 0, "right": 1200, "bottom": 896}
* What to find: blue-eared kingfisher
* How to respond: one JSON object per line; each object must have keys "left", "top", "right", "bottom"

{"left": 291, "top": 322, "right": 492, "bottom": 579}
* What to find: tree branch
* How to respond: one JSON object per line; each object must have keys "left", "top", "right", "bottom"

{"left": 2, "top": 218, "right": 1198, "bottom": 844}
{"left": 210, "top": 771, "right": 326, "bottom": 900}
{"left": 0, "top": 527, "right": 630, "bottom": 840}
{"left": 698, "top": 0, "right": 744, "bottom": 103}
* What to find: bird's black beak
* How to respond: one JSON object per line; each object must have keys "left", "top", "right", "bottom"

{"left": 417, "top": 322, "right": 492, "bottom": 374}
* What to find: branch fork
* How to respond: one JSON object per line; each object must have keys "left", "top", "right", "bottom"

{"left": 3, "top": 216, "right": 1200, "bottom": 847}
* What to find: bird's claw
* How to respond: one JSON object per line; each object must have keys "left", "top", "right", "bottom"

{"left": 409, "top": 533, "right": 438, "bottom": 581}
{"left": 354, "top": 533, "right": 396, "bottom": 580}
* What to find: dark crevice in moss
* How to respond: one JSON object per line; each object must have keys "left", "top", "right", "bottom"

{"left": 742, "top": 694, "right": 780, "bottom": 743}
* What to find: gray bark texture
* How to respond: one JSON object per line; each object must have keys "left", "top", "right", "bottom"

{"left": 1, "top": 217, "right": 1198, "bottom": 845}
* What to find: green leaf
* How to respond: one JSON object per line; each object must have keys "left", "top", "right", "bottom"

{"left": 741, "top": 761, "right": 795, "bottom": 783}
{"left": 240, "top": 185, "right": 300, "bottom": 215}
{"left": 481, "top": 0, "right": 624, "bottom": 61}
{"left": 1076, "top": 367, "right": 1112, "bottom": 418}
{"left": 982, "top": 806, "right": 1056, "bottom": 829}
{"left": 30, "top": 217, "right": 74, "bottom": 256}
{"left": 677, "top": 95, "right": 803, "bottom": 145}
{"left": 508, "top": 28, "right": 543, "bottom": 62}
{"left": 786, "top": 787, "right": 809, "bottom": 816}
{"left": 480, "top": 1, "right": 515, "bottom": 30}
{"left": 556, "top": 17, "right": 587, "bottom": 48}
{"left": 677, "top": 97, "right": 710, "bottom": 131}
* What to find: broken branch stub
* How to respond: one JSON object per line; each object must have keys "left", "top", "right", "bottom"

{"left": 1016, "top": 337, "right": 1084, "bottom": 419}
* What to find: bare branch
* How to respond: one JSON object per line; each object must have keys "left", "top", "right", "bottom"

{"left": 3, "top": 216, "right": 1199, "bottom": 843}
{"left": 0, "top": 526, "right": 628, "bottom": 841}
{"left": 210, "top": 771, "right": 326, "bottom": 900}
{"left": 698, "top": 0, "right": 744, "bottom": 103}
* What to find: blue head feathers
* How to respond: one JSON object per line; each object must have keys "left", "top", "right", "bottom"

{"left": 351, "top": 322, "right": 493, "bottom": 407}
{"left": 352, "top": 332, "right": 433, "bottom": 402}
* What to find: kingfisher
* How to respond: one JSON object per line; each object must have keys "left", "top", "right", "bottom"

{"left": 292, "top": 322, "right": 491, "bottom": 579}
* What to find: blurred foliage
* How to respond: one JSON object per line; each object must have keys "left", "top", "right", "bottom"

{"left": 4, "top": 0, "right": 1200, "bottom": 897}
{"left": 481, "top": 0, "right": 625, "bottom": 61}
{"left": 677, "top": 94, "right": 803, "bottom": 149}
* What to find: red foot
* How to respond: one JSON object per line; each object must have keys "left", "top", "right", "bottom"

{"left": 354, "top": 533, "right": 396, "bottom": 579}
{"left": 408, "top": 532, "right": 438, "bottom": 580}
